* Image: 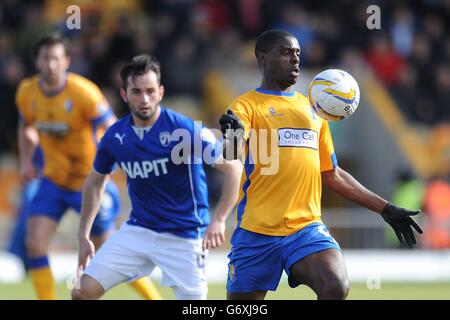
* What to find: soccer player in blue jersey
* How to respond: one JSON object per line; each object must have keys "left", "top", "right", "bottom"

{"left": 17, "top": 34, "right": 161, "bottom": 299}
{"left": 220, "top": 30, "right": 423, "bottom": 300}
{"left": 71, "top": 54, "right": 242, "bottom": 300}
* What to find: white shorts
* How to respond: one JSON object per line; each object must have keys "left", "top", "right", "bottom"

{"left": 83, "top": 223, "right": 208, "bottom": 298}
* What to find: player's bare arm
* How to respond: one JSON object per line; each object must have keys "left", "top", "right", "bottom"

{"left": 322, "top": 167, "right": 423, "bottom": 246}
{"left": 203, "top": 157, "right": 242, "bottom": 250}
{"left": 321, "top": 166, "right": 387, "bottom": 212}
{"left": 77, "top": 169, "right": 110, "bottom": 270}
{"left": 97, "top": 114, "right": 117, "bottom": 131}
{"left": 18, "top": 121, "right": 39, "bottom": 182}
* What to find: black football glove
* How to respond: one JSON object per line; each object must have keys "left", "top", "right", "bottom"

{"left": 219, "top": 110, "right": 244, "bottom": 138}
{"left": 381, "top": 202, "right": 423, "bottom": 247}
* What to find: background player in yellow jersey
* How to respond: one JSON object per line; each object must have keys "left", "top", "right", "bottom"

{"left": 16, "top": 33, "right": 160, "bottom": 300}
{"left": 220, "top": 30, "right": 423, "bottom": 300}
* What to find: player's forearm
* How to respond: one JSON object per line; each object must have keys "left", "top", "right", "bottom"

{"left": 323, "top": 167, "right": 387, "bottom": 213}
{"left": 222, "top": 136, "right": 244, "bottom": 161}
{"left": 18, "top": 123, "right": 38, "bottom": 166}
{"left": 99, "top": 115, "right": 117, "bottom": 131}
{"left": 212, "top": 160, "right": 242, "bottom": 221}
{"left": 78, "top": 171, "right": 108, "bottom": 239}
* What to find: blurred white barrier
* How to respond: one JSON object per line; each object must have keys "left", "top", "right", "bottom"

{"left": 1, "top": 250, "right": 450, "bottom": 284}
{"left": 0, "top": 252, "right": 26, "bottom": 283}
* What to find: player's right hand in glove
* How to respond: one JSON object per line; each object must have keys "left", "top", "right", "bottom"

{"left": 219, "top": 110, "right": 245, "bottom": 160}
{"left": 219, "top": 110, "right": 244, "bottom": 138}
{"left": 381, "top": 202, "right": 423, "bottom": 247}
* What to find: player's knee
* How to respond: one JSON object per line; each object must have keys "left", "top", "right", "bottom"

{"left": 72, "top": 288, "right": 90, "bottom": 300}
{"left": 71, "top": 287, "right": 101, "bottom": 300}
{"left": 320, "top": 278, "right": 349, "bottom": 300}
{"left": 173, "top": 286, "right": 207, "bottom": 300}
{"left": 25, "top": 232, "right": 47, "bottom": 256}
{"left": 72, "top": 275, "right": 105, "bottom": 300}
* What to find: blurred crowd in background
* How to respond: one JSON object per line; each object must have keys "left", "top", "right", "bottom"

{"left": 0, "top": 0, "right": 449, "bottom": 248}
{"left": 1, "top": 0, "right": 450, "bottom": 155}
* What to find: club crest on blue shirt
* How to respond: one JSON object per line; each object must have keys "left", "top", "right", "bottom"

{"left": 159, "top": 131, "right": 171, "bottom": 146}
{"left": 64, "top": 100, "right": 73, "bottom": 112}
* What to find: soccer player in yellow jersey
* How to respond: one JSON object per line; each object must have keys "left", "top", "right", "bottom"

{"left": 220, "top": 30, "right": 423, "bottom": 300}
{"left": 16, "top": 34, "right": 161, "bottom": 300}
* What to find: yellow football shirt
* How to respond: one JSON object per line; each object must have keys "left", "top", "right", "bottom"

{"left": 229, "top": 88, "right": 337, "bottom": 236}
{"left": 16, "top": 73, "right": 112, "bottom": 191}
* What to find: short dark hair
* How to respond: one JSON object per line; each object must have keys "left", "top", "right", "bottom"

{"left": 120, "top": 54, "right": 161, "bottom": 89}
{"left": 32, "top": 33, "right": 70, "bottom": 59}
{"left": 255, "top": 29, "right": 296, "bottom": 62}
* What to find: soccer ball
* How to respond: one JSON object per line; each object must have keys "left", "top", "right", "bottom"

{"left": 308, "top": 69, "right": 360, "bottom": 121}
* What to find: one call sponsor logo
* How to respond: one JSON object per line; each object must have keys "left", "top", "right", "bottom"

{"left": 278, "top": 128, "right": 318, "bottom": 150}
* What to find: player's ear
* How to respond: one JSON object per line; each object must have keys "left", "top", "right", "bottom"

{"left": 257, "top": 53, "right": 266, "bottom": 70}
{"left": 119, "top": 88, "right": 128, "bottom": 103}
{"left": 64, "top": 56, "right": 71, "bottom": 71}
{"left": 159, "top": 85, "right": 164, "bottom": 101}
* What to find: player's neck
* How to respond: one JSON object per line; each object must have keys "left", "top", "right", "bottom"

{"left": 260, "top": 79, "right": 293, "bottom": 92}
{"left": 38, "top": 73, "right": 67, "bottom": 96}
{"left": 132, "top": 106, "right": 161, "bottom": 128}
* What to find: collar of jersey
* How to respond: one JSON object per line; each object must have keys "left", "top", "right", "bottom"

{"left": 127, "top": 107, "right": 164, "bottom": 134}
{"left": 255, "top": 88, "right": 295, "bottom": 97}
{"left": 38, "top": 72, "right": 68, "bottom": 97}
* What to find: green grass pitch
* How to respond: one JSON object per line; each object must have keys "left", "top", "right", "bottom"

{"left": 1, "top": 278, "right": 450, "bottom": 299}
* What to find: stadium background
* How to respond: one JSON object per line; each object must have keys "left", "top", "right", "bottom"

{"left": 0, "top": 0, "right": 449, "bottom": 299}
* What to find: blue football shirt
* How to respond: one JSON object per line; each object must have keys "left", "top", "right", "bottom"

{"left": 93, "top": 107, "right": 222, "bottom": 239}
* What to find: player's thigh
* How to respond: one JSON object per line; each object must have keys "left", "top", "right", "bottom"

{"left": 226, "top": 228, "right": 284, "bottom": 294}
{"left": 227, "top": 291, "right": 268, "bottom": 300}
{"left": 84, "top": 224, "right": 155, "bottom": 291}
{"left": 82, "top": 261, "right": 138, "bottom": 293}
{"left": 283, "top": 223, "right": 344, "bottom": 287}
{"left": 72, "top": 274, "right": 106, "bottom": 300}
{"left": 26, "top": 215, "right": 59, "bottom": 254}
{"left": 27, "top": 178, "right": 68, "bottom": 223}
{"left": 26, "top": 179, "right": 68, "bottom": 253}
{"left": 151, "top": 233, "right": 208, "bottom": 297}
{"left": 290, "top": 248, "right": 348, "bottom": 292}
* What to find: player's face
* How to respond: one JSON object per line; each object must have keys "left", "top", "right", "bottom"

{"left": 35, "top": 44, "right": 70, "bottom": 85}
{"left": 262, "top": 36, "right": 301, "bottom": 88}
{"left": 121, "top": 71, "right": 164, "bottom": 122}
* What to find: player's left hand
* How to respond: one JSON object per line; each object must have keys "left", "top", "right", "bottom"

{"left": 203, "top": 217, "right": 226, "bottom": 250}
{"left": 78, "top": 237, "right": 96, "bottom": 272}
{"left": 381, "top": 202, "right": 423, "bottom": 247}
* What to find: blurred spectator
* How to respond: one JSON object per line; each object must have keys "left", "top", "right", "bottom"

{"left": 434, "top": 63, "right": 450, "bottom": 124}
{"left": 390, "top": 5, "right": 415, "bottom": 57}
{"left": 391, "top": 62, "right": 421, "bottom": 122}
{"left": 163, "top": 36, "right": 205, "bottom": 98}
{"left": 422, "top": 177, "right": 450, "bottom": 248}
{"left": 0, "top": 56, "right": 24, "bottom": 153}
{"left": 303, "top": 38, "right": 329, "bottom": 69}
{"left": 67, "top": 36, "right": 90, "bottom": 76}
{"left": 272, "top": 2, "right": 316, "bottom": 52}
{"left": 422, "top": 13, "right": 445, "bottom": 59}
{"left": 338, "top": 47, "right": 369, "bottom": 78}
{"left": 366, "top": 32, "right": 405, "bottom": 86}
{"left": 386, "top": 169, "right": 425, "bottom": 247}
